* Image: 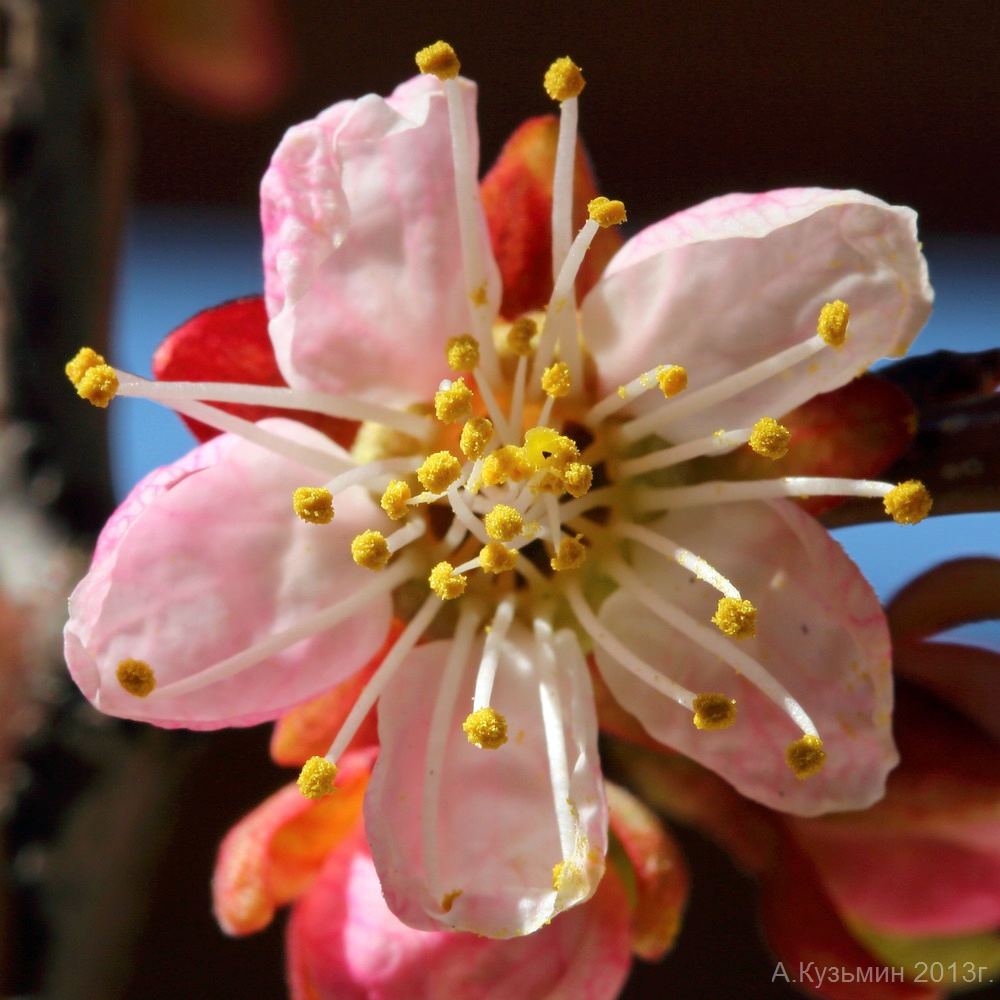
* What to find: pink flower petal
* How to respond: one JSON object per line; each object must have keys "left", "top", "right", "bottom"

{"left": 262, "top": 73, "right": 499, "bottom": 406}
{"left": 594, "top": 498, "right": 896, "bottom": 815}
{"left": 64, "top": 419, "right": 391, "bottom": 728}
{"left": 366, "top": 624, "right": 607, "bottom": 937}
{"left": 288, "top": 824, "right": 631, "bottom": 1000}
{"left": 582, "top": 188, "right": 932, "bottom": 440}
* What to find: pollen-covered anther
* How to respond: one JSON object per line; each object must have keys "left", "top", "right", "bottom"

{"left": 351, "top": 530, "right": 391, "bottom": 570}
{"left": 749, "top": 417, "right": 791, "bottom": 460}
{"left": 481, "top": 445, "right": 531, "bottom": 487}
{"left": 415, "top": 40, "right": 460, "bottom": 80}
{"left": 417, "top": 451, "right": 463, "bottom": 492}
{"left": 712, "top": 597, "right": 757, "bottom": 639}
{"left": 692, "top": 693, "right": 737, "bottom": 731}
{"left": 479, "top": 542, "right": 518, "bottom": 574}
{"left": 657, "top": 365, "right": 688, "bottom": 398}
{"left": 292, "top": 486, "right": 334, "bottom": 525}
{"left": 65, "top": 346, "right": 105, "bottom": 386}
{"left": 116, "top": 658, "right": 156, "bottom": 698}
{"left": 560, "top": 462, "right": 593, "bottom": 498}
{"left": 446, "top": 334, "right": 480, "bottom": 372}
{"left": 380, "top": 480, "right": 412, "bottom": 520}
{"left": 541, "top": 362, "right": 572, "bottom": 398}
{"left": 507, "top": 317, "right": 537, "bottom": 357}
{"left": 786, "top": 735, "right": 827, "bottom": 780}
{"left": 429, "top": 561, "right": 467, "bottom": 600}
{"left": 544, "top": 56, "right": 585, "bottom": 102}
{"left": 883, "top": 480, "right": 932, "bottom": 525}
{"left": 817, "top": 299, "right": 850, "bottom": 348}
{"left": 75, "top": 363, "right": 119, "bottom": 408}
{"left": 483, "top": 504, "right": 523, "bottom": 542}
{"left": 434, "top": 378, "right": 474, "bottom": 424}
{"left": 298, "top": 756, "right": 338, "bottom": 799}
{"left": 588, "top": 196, "right": 627, "bottom": 228}
{"left": 551, "top": 535, "right": 587, "bottom": 572}
{"left": 460, "top": 416, "right": 494, "bottom": 461}
{"left": 463, "top": 706, "right": 508, "bottom": 749}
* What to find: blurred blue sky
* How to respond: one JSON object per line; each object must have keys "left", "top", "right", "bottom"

{"left": 111, "top": 207, "right": 999, "bottom": 641}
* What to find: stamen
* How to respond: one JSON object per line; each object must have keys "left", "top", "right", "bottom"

{"left": 460, "top": 416, "right": 494, "bottom": 461}
{"left": 73, "top": 362, "right": 119, "bottom": 407}
{"left": 446, "top": 483, "right": 490, "bottom": 544}
{"left": 748, "top": 417, "right": 791, "bottom": 460}
{"left": 463, "top": 706, "right": 508, "bottom": 749}
{"left": 429, "top": 561, "right": 468, "bottom": 600}
{"left": 541, "top": 362, "right": 572, "bottom": 399}
{"left": 292, "top": 487, "right": 335, "bottom": 525}
{"left": 434, "top": 378, "right": 474, "bottom": 424}
{"left": 507, "top": 317, "right": 537, "bottom": 357}
{"left": 692, "top": 693, "right": 737, "bottom": 731}
{"left": 483, "top": 504, "right": 523, "bottom": 542}
{"left": 116, "top": 659, "right": 156, "bottom": 698}
{"left": 473, "top": 595, "right": 516, "bottom": 711}
{"left": 446, "top": 334, "right": 480, "bottom": 372}
{"left": 478, "top": 542, "right": 518, "bottom": 574}
{"left": 415, "top": 40, "right": 461, "bottom": 79}
{"left": 584, "top": 364, "right": 687, "bottom": 426}
{"left": 481, "top": 445, "right": 532, "bottom": 487}
{"left": 417, "top": 452, "right": 463, "bottom": 493}
{"left": 297, "top": 756, "right": 339, "bottom": 800}
{"left": 619, "top": 424, "right": 770, "bottom": 478}
{"left": 883, "top": 480, "right": 933, "bottom": 524}
{"left": 561, "top": 463, "right": 593, "bottom": 498}
{"left": 351, "top": 530, "right": 391, "bottom": 570}
{"left": 66, "top": 347, "right": 106, "bottom": 386}
{"left": 381, "top": 480, "right": 412, "bottom": 520}
{"left": 545, "top": 57, "right": 585, "bottom": 287}
{"left": 472, "top": 369, "right": 512, "bottom": 442}
{"left": 543, "top": 56, "right": 586, "bottom": 103}
{"left": 711, "top": 597, "right": 757, "bottom": 639}
{"left": 786, "top": 734, "right": 827, "bottom": 779}
{"left": 816, "top": 300, "right": 849, "bottom": 347}
{"left": 551, "top": 535, "right": 587, "bottom": 571}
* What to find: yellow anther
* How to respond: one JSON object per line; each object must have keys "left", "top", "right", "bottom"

{"left": 544, "top": 56, "right": 585, "bottom": 102}
{"left": 551, "top": 535, "right": 587, "bottom": 572}
{"left": 748, "top": 417, "right": 791, "bottom": 460}
{"left": 65, "top": 347, "right": 105, "bottom": 386}
{"left": 116, "top": 658, "right": 156, "bottom": 698}
{"left": 483, "top": 504, "right": 523, "bottom": 542}
{"left": 552, "top": 859, "right": 585, "bottom": 894}
{"left": 297, "top": 756, "right": 338, "bottom": 799}
{"left": 75, "top": 364, "right": 119, "bottom": 408}
{"left": 441, "top": 889, "right": 463, "bottom": 913}
{"left": 817, "top": 300, "right": 850, "bottom": 348}
{"left": 479, "top": 542, "right": 518, "bottom": 574}
{"left": 785, "top": 735, "right": 826, "bottom": 780}
{"left": 446, "top": 334, "right": 480, "bottom": 372}
{"left": 560, "top": 462, "right": 593, "bottom": 498}
{"left": 415, "top": 41, "right": 460, "bottom": 80}
{"left": 481, "top": 445, "right": 531, "bottom": 487}
{"left": 380, "top": 480, "right": 412, "bottom": 520}
{"left": 657, "top": 365, "right": 688, "bottom": 398}
{"left": 541, "top": 362, "right": 572, "bottom": 398}
{"left": 463, "top": 706, "right": 508, "bottom": 749}
{"left": 533, "top": 469, "right": 565, "bottom": 495}
{"left": 429, "top": 561, "right": 467, "bottom": 600}
{"left": 588, "top": 196, "right": 627, "bottom": 228}
{"left": 712, "top": 597, "right": 757, "bottom": 639}
{"left": 351, "top": 529, "right": 391, "bottom": 570}
{"left": 460, "top": 416, "right": 494, "bottom": 461}
{"left": 434, "top": 378, "right": 474, "bottom": 424}
{"left": 417, "top": 451, "right": 463, "bottom": 493}
{"left": 292, "top": 486, "right": 334, "bottom": 525}
{"left": 883, "top": 479, "right": 932, "bottom": 525}
{"left": 507, "top": 317, "right": 537, "bottom": 356}
{"left": 692, "top": 693, "right": 737, "bottom": 731}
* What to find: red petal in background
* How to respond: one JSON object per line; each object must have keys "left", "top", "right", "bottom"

{"left": 152, "top": 296, "right": 356, "bottom": 447}
{"left": 480, "top": 116, "right": 623, "bottom": 320}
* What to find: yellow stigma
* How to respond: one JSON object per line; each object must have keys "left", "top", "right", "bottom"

{"left": 588, "top": 196, "right": 627, "bottom": 228}
{"left": 712, "top": 597, "right": 757, "bottom": 639}
{"left": 507, "top": 317, "right": 537, "bottom": 356}
{"left": 297, "top": 756, "right": 338, "bottom": 799}
{"left": 817, "top": 300, "right": 850, "bottom": 347}
{"left": 748, "top": 417, "right": 791, "bottom": 460}
{"left": 429, "top": 561, "right": 467, "bottom": 600}
{"left": 692, "top": 693, "right": 737, "bottom": 731}
{"left": 460, "top": 416, "right": 494, "bottom": 461}
{"left": 351, "top": 529, "right": 391, "bottom": 570}
{"left": 380, "top": 480, "right": 412, "bottom": 520}
{"left": 415, "top": 41, "right": 460, "bottom": 80}
{"left": 560, "top": 462, "right": 593, "bottom": 498}
{"left": 116, "top": 658, "right": 156, "bottom": 698}
{"left": 523, "top": 426, "right": 578, "bottom": 470}
{"left": 292, "top": 486, "right": 334, "bottom": 525}
{"left": 74, "top": 363, "right": 119, "bottom": 408}
{"left": 463, "top": 706, "right": 508, "bottom": 749}
{"left": 483, "top": 504, "right": 523, "bottom": 542}
{"left": 551, "top": 535, "right": 587, "bottom": 572}
{"left": 481, "top": 445, "right": 532, "bottom": 486}
{"left": 417, "top": 451, "right": 463, "bottom": 493}
{"left": 446, "top": 334, "right": 480, "bottom": 372}
{"left": 541, "top": 362, "right": 572, "bottom": 398}
{"left": 65, "top": 346, "right": 105, "bottom": 386}
{"left": 434, "top": 378, "right": 474, "bottom": 424}
{"left": 479, "top": 542, "right": 518, "bottom": 574}
{"left": 785, "top": 735, "right": 826, "bottom": 780}
{"left": 657, "top": 365, "right": 688, "bottom": 398}
{"left": 883, "top": 480, "right": 933, "bottom": 525}
{"left": 544, "top": 56, "right": 585, "bottom": 102}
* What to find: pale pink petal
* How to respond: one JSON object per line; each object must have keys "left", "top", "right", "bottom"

{"left": 64, "top": 419, "right": 391, "bottom": 728}
{"left": 581, "top": 188, "right": 932, "bottom": 440}
{"left": 594, "top": 498, "right": 896, "bottom": 815}
{"left": 288, "top": 825, "right": 631, "bottom": 1000}
{"left": 261, "top": 73, "right": 500, "bottom": 406}
{"left": 366, "top": 623, "right": 607, "bottom": 937}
